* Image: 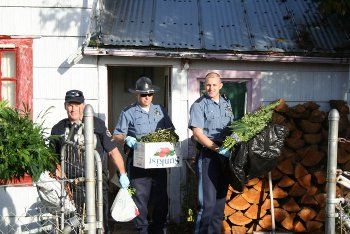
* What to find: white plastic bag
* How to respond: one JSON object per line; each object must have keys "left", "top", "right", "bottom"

{"left": 36, "top": 171, "right": 76, "bottom": 214}
{"left": 111, "top": 188, "right": 139, "bottom": 222}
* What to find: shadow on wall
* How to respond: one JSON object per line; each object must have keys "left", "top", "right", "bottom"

{"left": 0, "top": 187, "right": 17, "bottom": 233}
{"left": 37, "top": 0, "right": 92, "bottom": 75}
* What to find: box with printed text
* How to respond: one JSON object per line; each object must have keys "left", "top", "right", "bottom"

{"left": 133, "top": 142, "right": 182, "bottom": 169}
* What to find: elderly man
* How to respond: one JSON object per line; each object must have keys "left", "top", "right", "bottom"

{"left": 189, "top": 72, "right": 234, "bottom": 234}
{"left": 50, "top": 89, "right": 129, "bottom": 233}
{"left": 113, "top": 77, "right": 175, "bottom": 234}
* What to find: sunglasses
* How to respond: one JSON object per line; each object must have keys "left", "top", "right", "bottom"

{"left": 66, "top": 90, "right": 83, "bottom": 98}
{"left": 140, "top": 93, "right": 154, "bottom": 97}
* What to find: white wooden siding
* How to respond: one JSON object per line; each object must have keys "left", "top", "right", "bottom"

{"left": 33, "top": 37, "right": 97, "bottom": 68}
{"left": 261, "top": 69, "right": 348, "bottom": 110}
{"left": 0, "top": 0, "right": 94, "bottom": 8}
{"left": 0, "top": 7, "right": 90, "bottom": 36}
{"left": 0, "top": 2, "right": 97, "bottom": 128}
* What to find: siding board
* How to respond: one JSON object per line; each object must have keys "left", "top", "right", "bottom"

{"left": 0, "top": 7, "right": 90, "bottom": 36}
{"left": 0, "top": 0, "right": 94, "bottom": 8}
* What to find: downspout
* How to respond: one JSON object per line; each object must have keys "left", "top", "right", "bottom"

{"left": 346, "top": 65, "right": 350, "bottom": 112}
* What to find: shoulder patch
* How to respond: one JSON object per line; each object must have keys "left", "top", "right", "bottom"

{"left": 106, "top": 130, "right": 112, "bottom": 137}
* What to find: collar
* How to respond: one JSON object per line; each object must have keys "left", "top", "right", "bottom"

{"left": 136, "top": 102, "right": 154, "bottom": 113}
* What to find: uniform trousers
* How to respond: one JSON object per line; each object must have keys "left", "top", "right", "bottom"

{"left": 195, "top": 148, "right": 228, "bottom": 234}
{"left": 127, "top": 157, "right": 168, "bottom": 234}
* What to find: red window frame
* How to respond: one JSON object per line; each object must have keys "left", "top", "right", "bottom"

{"left": 0, "top": 48, "right": 18, "bottom": 107}
{"left": 0, "top": 37, "right": 33, "bottom": 113}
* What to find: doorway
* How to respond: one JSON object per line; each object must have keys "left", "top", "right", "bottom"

{"left": 107, "top": 66, "right": 171, "bottom": 132}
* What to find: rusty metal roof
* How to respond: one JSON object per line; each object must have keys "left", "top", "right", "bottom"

{"left": 91, "top": 0, "right": 350, "bottom": 56}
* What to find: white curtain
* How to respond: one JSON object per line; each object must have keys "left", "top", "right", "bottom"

{"left": 1, "top": 52, "right": 16, "bottom": 107}
{"left": 2, "top": 81, "right": 16, "bottom": 107}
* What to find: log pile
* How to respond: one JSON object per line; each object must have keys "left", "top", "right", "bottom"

{"left": 222, "top": 100, "right": 350, "bottom": 233}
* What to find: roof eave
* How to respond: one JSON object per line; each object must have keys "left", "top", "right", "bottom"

{"left": 83, "top": 47, "right": 350, "bottom": 64}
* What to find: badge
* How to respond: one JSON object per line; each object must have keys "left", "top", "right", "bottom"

{"left": 155, "top": 109, "right": 161, "bottom": 116}
{"left": 226, "top": 105, "right": 232, "bottom": 113}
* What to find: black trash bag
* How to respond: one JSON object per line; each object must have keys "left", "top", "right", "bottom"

{"left": 220, "top": 142, "right": 249, "bottom": 192}
{"left": 223, "top": 124, "right": 288, "bottom": 192}
{"left": 246, "top": 124, "right": 289, "bottom": 179}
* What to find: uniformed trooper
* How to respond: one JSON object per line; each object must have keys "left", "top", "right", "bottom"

{"left": 188, "top": 72, "right": 234, "bottom": 234}
{"left": 113, "top": 76, "right": 175, "bottom": 234}
{"left": 50, "top": 89, "right": 130, "bottom": 234}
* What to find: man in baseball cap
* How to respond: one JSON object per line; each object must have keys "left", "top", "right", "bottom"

{"left": 51, "top": 89, "right": 129, "bottom": 233}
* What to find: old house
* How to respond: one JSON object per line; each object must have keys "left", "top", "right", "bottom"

{"left": 0, "top": 0, "right": 350, "bottom": 229}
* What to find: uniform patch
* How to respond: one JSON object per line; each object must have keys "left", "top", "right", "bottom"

{"left": 155, "top": 109, "right": 161, "bottom": 116}
{"left": 106, "top": 130, "right": 112, "bottom": 137}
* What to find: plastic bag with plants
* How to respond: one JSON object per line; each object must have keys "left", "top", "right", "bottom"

{"left": 222, "top": 99, "right": 282, "bottom": 151}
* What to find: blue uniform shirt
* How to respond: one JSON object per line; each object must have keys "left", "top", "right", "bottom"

{"left": 114, "top": 102, "right": 175, "bottom": 139}
{"left": 189, "top": 94, "right": 234, "bottom": 142}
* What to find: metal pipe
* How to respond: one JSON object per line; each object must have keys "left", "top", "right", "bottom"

{"left": 326, "top": 109, "right": 340, "bottom": 234}
{"left": 84, "top": 104, "right": 96, "bottom": 233}
{"left": 268, "top": 172, "right": 276, "bottom": 233}
{"left": 94, "top": 150, "right": 103, "bottom": 233}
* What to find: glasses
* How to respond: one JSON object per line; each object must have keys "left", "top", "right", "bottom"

{"left": 66, "top": 90, "right": 82, "bottom": 98}
{"left": 140, "top": 93, "right": 154, "bottom": 97}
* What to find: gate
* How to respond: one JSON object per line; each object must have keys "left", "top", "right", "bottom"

{"left": 326, "top": 109, "right": 350, "bottom": 234}
{"left": 0, "top": 104, "right": 103, "bottom": 233}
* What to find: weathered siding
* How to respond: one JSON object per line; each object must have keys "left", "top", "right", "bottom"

{"left": 187, "top": 60, "right": 348, "bottom": 111}
{"left": 261, "top": 68, "right": 348, "bottom": 110}
{"left": 0, "top": 1, "right": 98, "bottom": 128}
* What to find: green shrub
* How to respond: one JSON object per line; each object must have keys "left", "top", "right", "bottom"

{"left": 0, "top": 101, "right": 58, "bottom": 182}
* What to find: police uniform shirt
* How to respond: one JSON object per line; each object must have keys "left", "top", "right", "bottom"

{"left": 51, "top": 117, "right": 117, "bottom": 157}
{"left": 113, "top": 102, "right": 174, "bottom": 139}
{"left": 189, "top": 94, "right": 234, "bottom": 142}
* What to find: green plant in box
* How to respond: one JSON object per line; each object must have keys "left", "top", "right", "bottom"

{"left": 140, "top": 128, "right": 179, "bottom": 144}
{"left": 0, "top": 101, "right": 58, "bottom": 182}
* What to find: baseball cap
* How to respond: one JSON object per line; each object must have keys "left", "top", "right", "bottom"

{"left": 65, "top": 90, "right": 85, "bottom": 104}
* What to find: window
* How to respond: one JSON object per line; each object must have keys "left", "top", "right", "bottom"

{"left": 0, "top": 37, "right": 33, "bottom": 112}
{"left": 0, "top": 50, "right": 17, "bottom": 107}
{"left": 200, "top": 80, "right": 248, "bottom": 120}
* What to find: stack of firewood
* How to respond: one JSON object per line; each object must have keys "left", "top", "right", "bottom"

{"left": 223, "top": 100, "right": 350, "bottom": 233}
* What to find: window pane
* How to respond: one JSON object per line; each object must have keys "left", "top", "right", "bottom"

{"left": 1, "top": 52, "right": 16, "bottom": 78}
{"left": 2, "top": 81, "right": 16, "bottom": 107}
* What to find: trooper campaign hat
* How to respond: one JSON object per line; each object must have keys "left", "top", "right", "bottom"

{"left": 128, "top": 76, "right": 160, "bottom": 94}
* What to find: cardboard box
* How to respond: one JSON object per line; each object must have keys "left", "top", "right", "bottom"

{"left": 133, "top": 142, "right": 182, "bottom": 169}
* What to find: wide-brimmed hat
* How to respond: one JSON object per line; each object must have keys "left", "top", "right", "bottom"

{"left": 65, "top": 90, "right": 85, "bottom": 104}
{"left": 128, "top": 76, "right": 160, "bottom": 94}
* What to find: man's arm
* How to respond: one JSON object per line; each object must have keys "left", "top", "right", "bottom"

{"left": 109, "top": 147, "right": 126, "bottom": 174}
{"left": 192, "top": 127, "right": 219, "bottom": 153}
{"left": 113, "top": 134, "right": 125, "bottom": 146}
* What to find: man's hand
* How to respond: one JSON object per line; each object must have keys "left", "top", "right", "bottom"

{"left": 218, "top": 147, "right": 231, "bottom": 158}
{"left": 119, "top": 173, "right": 130, "bottom": 188}
{"left": 125, "top": 136, "right": 137, "bottom": 148}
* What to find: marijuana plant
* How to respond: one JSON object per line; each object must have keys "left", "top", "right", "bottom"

{"left": 0, "top": 101, "right": 57, "bottom": 182}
